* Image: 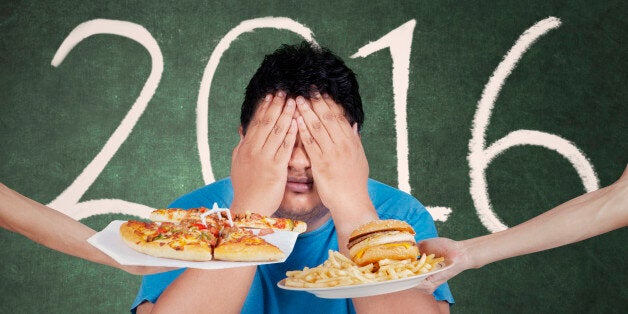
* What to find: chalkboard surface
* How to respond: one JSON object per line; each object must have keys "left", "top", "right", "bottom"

{"left": 1, "top": 1, "right": 626, "bottom": 313}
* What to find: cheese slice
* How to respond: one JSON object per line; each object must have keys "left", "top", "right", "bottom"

{"left": 355, "top": 242, "right": 412, "bottom": 259}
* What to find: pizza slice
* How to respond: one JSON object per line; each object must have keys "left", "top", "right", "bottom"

{"left": 119, "top": 220, "right": 217, "bottom": 261}
{"left": 213, "top": 227, "right": 285, "bottom": 262}
{"left": 234, "top": 211, "right": 307, "bottom": 233}
{"left": 150, "top": 207, "right": 210, "bottom": 223}
{"left": 150, "top": 208, "right": 307, "bottom": 233}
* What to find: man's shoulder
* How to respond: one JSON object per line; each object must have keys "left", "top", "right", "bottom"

{"left": 367, "top": 178, "right": 421, "bottom": 205}
{"left": 168, "top": 177, "right": 233, "bottom": 208}
{"left": 367, "top": 178, "right": 431, "bottom": 223}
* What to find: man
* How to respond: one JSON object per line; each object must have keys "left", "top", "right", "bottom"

{"left": 134, "top": 42, "right": 453, "bottom": 313}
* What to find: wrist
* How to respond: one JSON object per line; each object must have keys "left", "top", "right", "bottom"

{"left": 327, "top": 199, "right": 378, "bottom": 249}
{"left": 323, "top": 189, "right": 373, "bottom": 215}
{"left": 461, "top": 236, "right": 489, "bottom": 270}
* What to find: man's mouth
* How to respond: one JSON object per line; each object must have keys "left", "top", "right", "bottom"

{"left": 286, "top": 177, "right": 314, "bottom": 193}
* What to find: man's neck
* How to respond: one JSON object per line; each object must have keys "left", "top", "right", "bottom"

{"left": 273, "top": 205, "right": 331, "bottom": 232}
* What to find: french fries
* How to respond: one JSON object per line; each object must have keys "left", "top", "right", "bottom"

{"left": 284, "top": 250, "right": 445, "bottom": 288}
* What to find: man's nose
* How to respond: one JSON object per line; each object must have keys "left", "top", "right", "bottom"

{"left": 288, "top": 136, "right": 311, "bottom": 170}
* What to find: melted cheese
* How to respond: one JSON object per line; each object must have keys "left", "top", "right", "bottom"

{"left": 355, "top": 243, "right": 412, "bottom": 259}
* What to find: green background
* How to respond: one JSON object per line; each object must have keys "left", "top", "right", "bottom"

{"left": 1, "top": 1, "right": 626, "bottom": 313}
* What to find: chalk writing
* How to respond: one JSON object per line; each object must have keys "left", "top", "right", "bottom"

{"left": 46, "top": 17, "right": 598, "bottom": 229}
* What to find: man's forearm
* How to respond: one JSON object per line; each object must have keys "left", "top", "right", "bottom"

{"left": 152, "top": 266, "right": 257, "bottom": 313}
{"left": 352, "top": 289, "right": 449, "bottom": 314}
{"left": 329, "top": 199, "right": 379, "bottom": 257}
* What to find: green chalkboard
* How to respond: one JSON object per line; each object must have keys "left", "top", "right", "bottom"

{"left": 1, "top": 0, "right": 626, "bottom": 313}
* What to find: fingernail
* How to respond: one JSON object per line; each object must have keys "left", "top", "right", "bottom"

{"left": 265, "top": 94, "right": 272, "bottom": 102}
{"left": 276, "top": 90, "right": 285, "bottom": 97}
{"left": 286, "top": 98, "right": 295, "bottom": 108}
{"left": 296, "top": 96, "right": 305, "bottom": 106}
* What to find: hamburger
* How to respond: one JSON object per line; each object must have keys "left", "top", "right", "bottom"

{"left": 347, "top": 220, "right": 419, "bottom": 266}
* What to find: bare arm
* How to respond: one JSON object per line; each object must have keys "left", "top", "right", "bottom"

{"left": 147, "top": 92, "right": 297, "bottom": 312}
{"left": 297, "top": 93, "right": 449, "bottom": 313}
{"left": 150, "top": 267, "right": 256, "bottom": 313}
{"left": 467, "top": 164, "right": 628, "bottom": 268}
{"left": 0, "top": 182, "right": 172, "bottom": 275}
{"left": 416, "top": 165, "right": 628, "bottom": 293}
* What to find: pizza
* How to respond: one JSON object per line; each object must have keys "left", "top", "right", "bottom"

{"left": 233, "top": 211, "right": 307, "bottom": 233}
{"left": 213, "top": 227, "right": 285, "bottom": 262}
{"left": 120, "top": 208, "right": 297, "bottom": 262}
{"left": 150, "top": 208, "right": 307, "bottom": 233}
{"left": 119, "top": 220, "right": 217, "bottom": 261}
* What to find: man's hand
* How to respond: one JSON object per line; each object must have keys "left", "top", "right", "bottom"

{"left": 415, "top": 238, "right": 471, "bottom": 294}
{"left": 295, "top": 92, "right": 377, "bottom": 224}
{"left": 230, "top": 91, "right": 297, "bottom": 216}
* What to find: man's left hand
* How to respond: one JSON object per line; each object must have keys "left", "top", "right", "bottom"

{"left": 295, "top": 92, "right": 375, "bottom": 220}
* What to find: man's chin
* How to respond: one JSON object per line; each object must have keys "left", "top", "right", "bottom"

{"left": 274, "top": 203, "right": 329, "bottom": 222}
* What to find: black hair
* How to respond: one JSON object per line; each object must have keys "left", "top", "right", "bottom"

{"left": 240, "top": 41, "right": 364, "bottom": 132}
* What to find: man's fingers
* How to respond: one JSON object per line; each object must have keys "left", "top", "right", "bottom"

{"left": 264, "top": 98, "right": 296, "bottom": 153}
{"left": 275, "top": 119, "right": 298, "bottom": 164}
{"left": 246, "top": 91, "right": 287, "bottom": 150}
{"left": 296, "top": 116, "right": 322, "bottom": 158}
{"left": 309, "top": 91, "right": 345, "bottom": 141}
{"left": 244, "top": 93, "right": 273, "bottom": 140}
{"left": 296, "top": 96, "right": 333, "bottom": 150}
{"left": 323, "top": 93, "right": 353, "bottom": 135}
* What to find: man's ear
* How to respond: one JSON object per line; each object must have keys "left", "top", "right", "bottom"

{"left": 238, "top": 126, "right": 244, "bottom": 140}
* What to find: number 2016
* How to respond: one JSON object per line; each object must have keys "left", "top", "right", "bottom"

{"left": 46, "top": 17, "right": 598, "bottom": 232}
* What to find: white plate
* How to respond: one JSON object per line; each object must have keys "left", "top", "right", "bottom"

{"left": 277, "top": 262, "right": 453, "bottom": 299}
{"left": 88, "top": 220, "right": 299, "bottom": 269}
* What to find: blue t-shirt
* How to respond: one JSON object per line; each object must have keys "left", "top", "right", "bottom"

{"left": 131, "top": 178, "right": 454, "bottom": 313}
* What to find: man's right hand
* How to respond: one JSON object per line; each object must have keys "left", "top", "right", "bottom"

{"left": 230, "top": 91, "right": 297, "bottom": 216}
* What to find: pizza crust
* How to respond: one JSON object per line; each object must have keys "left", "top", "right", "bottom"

{"left": 213, "top": 242, "right": 285, "bottom": 262}
{"left": 292, "top": 221, "right": 307, "bottom": 233}
{"left": 150, "top": 208, "right": 195, "bottom": 223}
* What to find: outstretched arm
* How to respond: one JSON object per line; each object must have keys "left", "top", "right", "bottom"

{"left": 416, "top": 165, "right": 628, "bottom": 293}
{"left": 0, "top": 182, "right": 171, "bottom": 275}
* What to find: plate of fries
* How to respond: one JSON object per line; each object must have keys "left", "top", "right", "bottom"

{"left": 277, "top": 250, "right": 452, "bottom": 298}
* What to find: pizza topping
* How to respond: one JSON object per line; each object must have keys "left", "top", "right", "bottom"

{"left": 257, "top": 228, "right": 274, "bottom": 236}
{"left": 120, "top": 207, "right": 286, "bottom": 262}
{"left": 151, "top": 207, "right": 306, "bottom": 233}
